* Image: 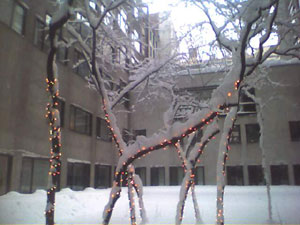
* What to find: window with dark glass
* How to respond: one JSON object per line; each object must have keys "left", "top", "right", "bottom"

{"left": 34, "top": 18, "right": 45, "bottom": 50}
{"left": 119, "top": 80, "right": 130, "bottom": 109}
{"left": 75, "top": 12, "right": 90, "bottom": 39}
{"left": 111, "top": 47, "right": 118, "bottom": 63}
{"left": 248, "top": 165, "right": 265, "bottom": 185}
{"left": 70, "top": 105, "right": 92, "bottom": 135}
{"left": 151, "top": 167, "right": 165, "bottom": 186}
{"left": 45, "top": 14, "right": 51, "bottom": 26}
{"left": 43, "top": 14, "right": 52, "bottom": 52}
{"left": 67, "top": 162, "right": 90, "bottom": 190}
{"left": 89, "top": 0, "right": 97, "bottom": 10}
{"left": 20, "top": 158, "right": 49, "bottom": 193}
{"left": 74, "top": 49, "right": 90, "bottom": 79}
{"left": 134, "top": 7, "right": 139, "bottom": 18}
{"left": 57, "top": 98, "right": 65, "bottom": 128}
{"left": 240, "top": 88, "right": 256, "bottom": 112}
{"left": 94, "top": 165, "right": 111, "bottom": 188}
{"left": 289, "top": 121, "right": 300, "bottom": 141}
{"left": 195, "top": 166, "right": 205, "bottom": 185}
{"left": 271, "top": 165, "right": 289, "bottom": 185}
{"left": 229, "top": 124, "right": 241, "bottom": 144}
{"left": 246, "top": 123, "right": 260, "bottom": 143}
{"left": 135, "top": 167, "right": 146, "bottom": 185}
{"left": 118, "top": 9, "right": 128, "bottom": 33}
{"left": 122, "top": 128, "right": 131, "bottom": 144}
{"left": 133, "top": 129, "right": 146, "bottom": 140}
{"left": 0, "top": 154, "right": 12, "bottom": 196}
{"left": 11, "top": 3, "right": 26, "bottom": 35}
{"left": 293, "top": 165, "right": 300, "bottom": 185}
{"left": 96, "top": 117, "right": 111, "bottom": 141}
{"left": 57, "top": 39, "right": 68, "bottom": 65}
{"left": 227, "top": 166, "right": 244, "bottom": 185}
{"left": 170, "top": 167, "right": 184, "bottom": 185}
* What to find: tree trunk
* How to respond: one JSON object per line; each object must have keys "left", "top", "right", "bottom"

{"left": 216, "top": 107, "right": 238, "bottom": 225}
{"left": 127, "top": 169, "right": 137, "bottom": 225}
{"left": 45, "top": 1, "right": 72, "bottom": 224}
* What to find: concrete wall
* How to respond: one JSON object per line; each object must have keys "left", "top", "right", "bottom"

{"left": 0, "top": 0, "right": 130, "bottom": 192}
{"left": 130, "top": 63, "right": 300, "bottom": 185}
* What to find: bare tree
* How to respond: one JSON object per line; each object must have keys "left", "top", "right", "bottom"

{"left": 178, "top": 0, "right": 300, "bottom": 224}
{"left": 45, "top": 0, "right": 300, "bottom": 225}
{"left": 45, "top": 1, "right": 73, "bottom": 224}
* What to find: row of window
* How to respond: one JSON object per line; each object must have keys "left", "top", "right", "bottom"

{"left": 17, "top": 159, "right": 205, "bottom": 193}
{"left": 174, "top": 87, "right": 257, "bottom": 122}
{"left": 55, "top": 98, "right": 110, "bottom": 139}
{"left": 7, "top": 1, "right": 149, "bottom": 82}
{"left": 226, "top": 165, "right": 300, "bottom": 185}
{"left": 1, "top": 154, "right": 300, "bottom": 195}
{"left": 57, "top": 100, "right": 138, "bottom": 141}
{"left": 230, "top": 121, "right": 300, "bottom": 144}
{"left": 230, "top": 123, "right": 261, "bottom": 144}
{"left": 58, "top": 97, "right": 299, "bottom": 144}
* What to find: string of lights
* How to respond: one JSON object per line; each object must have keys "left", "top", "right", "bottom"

{"left": 175, "top": 129, "right": 219, "bottom": 224}
{"left": 44, "top": 4, "right": 71, "bottom": 224}
{"left": 216, "top": 107, "right": 238, "bottom": 225}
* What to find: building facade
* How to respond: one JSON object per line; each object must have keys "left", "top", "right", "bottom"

{"left": 0, "top": 0, "right": 300, "bottom": 196}
{"left": 0, "top": 0, "right": 160, "bottom": 195}
{"left": 130, "top": 61, "right": 300, "bottom": 186}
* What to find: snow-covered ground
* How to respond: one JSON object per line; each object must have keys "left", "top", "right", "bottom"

{"left": 0, "top": 186, "right": 299, "bottom": 224}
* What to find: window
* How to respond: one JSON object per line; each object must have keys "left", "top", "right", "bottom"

{"left": 119, "top": 47, "right": 127, "bottom": 65}
{"left": 248, "top": 165, "right": 265, "bottom": 185}
{"left": 70, "top": 105, "right": 92, "bottom": 135}
{"left": 57, "top": 39, "right": 68, "bottom": 65}
{"left": 11, "top": 3, "right": 26, "bottom": 35}
{"left": 45, "top": 14, "right": 51, "bottom": 26}
{"left": 89, "top": 0, "right": 97, "bottom": 10}
{"left": 132, "top": 30, "right": 141, "bottom": 52}
{"left": 67, "top": 162, "right": 90, "bottom": 190}
{"left": 119, "top": 78, "right": 129, "bottom": 110}
{"left": 293, "top": 165, "right": 300, "bottom": 185}
{"left": 111, "top": 47, "right": 118, "bottom": 63}
{"left": 118, "top": 10, "right": 128, "bottom": 33}
{"left": 20, "top": 158, "right": 49, "bottom": 193}
{"left": 43, "top": 14, "right": 52, "bottom": 52}
{"left": 34, "top": 18, "right": 45, "bottom": 50}
{"left": 134, "top": 7, "right": 139, "bottom": 18}
{"left": 94, "top": 165, "right": 111, "bottom": 188}
{"left": 0, "top": 154, "right": 12, "bottom": 195}
{"left": 246, "top": 123, "right": 260, "bottom": 143}
{"left": 74, "top": 49, "right": 90, "bottom": 79}
{"left": 0, "top": 0, "right": 13, "bottom": 25}
{"left": 289, "top": 121, "right": 300, "bottom": 141}
{"left": 122, "top": 128, "right": 131, "bottom": 144}
{"left": 195, "top": 166, "right": 205, "bottom": 185}
{"left": 151, "top": 167, "right": 165, "bottom": 186}
{"left": 104, "top": 12, "right": 112, "bottom": 25}
{"left": 75, "top": 12, "right": 90, "bottom": 39}
{"left": 271, "top": 165, "right": 289, "bottom": 185}
{"left": 123, "top": 92, "right": 130, "bottom": 110}
{"left": 135, "top": 167, "right": 146, "bottom": 185}
{"left": 170, "top": 167, "right": 184, "bottom": 185}
{"left": 227, "top": 166, "right": 244, "bottom": 185}
{"left": 229, "top": 124, "right": 241, "bottom": 144}
{"left": 133, "top": 129, "right": 146, "bottom": 140}
{"left": 173, "top": 87, "right": 216, "bottom": 121}
{"left": 240, "top": 88, "right": 256, "bottom": 113}
{"left": 96, "top": 117, "right": 111, "bottom": 142}
{"left": 57, "top": 98, "right": 65, "bottom": 128}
